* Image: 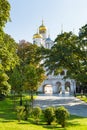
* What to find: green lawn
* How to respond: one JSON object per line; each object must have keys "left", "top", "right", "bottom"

{"left": 0, "top": 97, "right": 87, "bottom": 130}
{"left": 77, "top": 95, "right": 87, "bottom": 103}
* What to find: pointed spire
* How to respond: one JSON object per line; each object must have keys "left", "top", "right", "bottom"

{"left": 37, "top": 28, "right": 39, "bottom": 34}
{"left": 42, "top": 19, "right": 44, "bottom": 25}
{"left": 61, "top": 24, "right": 63, "bottom": 34}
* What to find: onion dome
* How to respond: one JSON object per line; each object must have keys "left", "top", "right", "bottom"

{"left": 45, "top": 34, "right": 53, "bottom": 42}
{"left": 45, "top": 34, "right": 54, "bottom": 49}
{"left": 33, "top": 33, "right": 42, "bottom": 39}
{"left": 45, "top": 37, "right": 52, "bottom": 42}
{"left": 39, "top": 20, "right": 47, "bottom": 33}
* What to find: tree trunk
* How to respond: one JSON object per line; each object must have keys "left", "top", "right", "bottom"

{"left": 20, "top": 94, "right": 23, "bottom": 106}
{"left": 31, "top": 92, "right": 34, "bottom": 108}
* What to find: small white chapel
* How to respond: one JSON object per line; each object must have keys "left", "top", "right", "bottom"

{"left": 33, "top": 20, "right": 76, "bottom": 95}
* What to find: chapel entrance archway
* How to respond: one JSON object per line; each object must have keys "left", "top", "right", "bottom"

{"left": 43, "top": 84, "right": 53, "bottom": 94}
{"left": 65, "top": 82, "right": 71, "bottom": 94}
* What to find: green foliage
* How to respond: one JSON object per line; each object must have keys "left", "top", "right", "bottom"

{"left": 55, "top": 106, "right": 70, "bottom": 127}
{"left": 43, "top": 107, "right": 54, "bottom": 125}
{"left": 9, "top": 66, "right": 25, "bottom": 106}
{"left": 0, "top": 34, "right": 19, "bottom": 71}
{"left": 0, "top": 0, "right": 10, "bottom": 29}
{"left": 24, "top": 64, "right": 45, "bottom": 92}
{"left": 77, "top": 95, "right": 87, "bottom": 103}
{"left": 23, "top": 103, "right": 32, "bottom": 121}
{"left": 17, "top": 42, "right": 45, "bottom": 102}
{"left": 17, "top": 42, "right": 41, "bottom": 66}
{"left": 33, "top": 106, "right": 42, "bottom": 124}
{"left": 24, "top": 64, "right": 45, "bottom": 107}
{"left": 79, "top": 24, "right": 87, "bottom": 38}
{"left": 24, "top": 64, "right": 39, "bottom": 91}
{"left": 78, "top": 24, "right": 87, "bottom": 86}
{"left": 0, "top": 0, "right": 10, "bottom": 45}
{"left": 9, "top": 67, "right": 23, "bottom": 93}
{"left": 8, "top": 41, "right": 45, "bottom": 107}
{"left": 0, "top": 0, "right": 19, "bottom": 97}
{"left": 16, "top": 106, "right": 25, "bottom": 122}
{"left": 0, "top": 0, "right": 18, "bottom": 71}
{"left": 0, "top": 71, "right": 11, "bottom": 95}
{"left": 43, "top": 32, "right": 79, "bottom": 75}
{"left": 1, "top": 98, "right": 87, "bottom": 129}
{"left": 0, "top": 34, "right": 19, "bottom": 96}
{"left": 43, "top": 29, "right": 87, "bottom": 87}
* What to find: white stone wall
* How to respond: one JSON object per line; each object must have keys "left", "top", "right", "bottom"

{"left": 38, "top": 76, "right": 76, "bottom": 95}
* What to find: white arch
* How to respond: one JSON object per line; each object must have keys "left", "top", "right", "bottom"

{"left": 43, "top": 84, "right": 53, "bottom": 94}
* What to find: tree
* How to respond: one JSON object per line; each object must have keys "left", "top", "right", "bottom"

{"left": 43, "top": 32, "right": 79, "bottom": 77}
{"left": 0, "top": 34, "right": 19, "bottom": 96}
{"left": 0, "top": 0, "right": 11, "bottom": 72}
{"left": 9, "top": 66, "right": 24, "bottom": 106}
{"left": 0, "top": 0, "right": 19, "bottom": 96}
{"left": 78, "top": 24, "right": 87, "bottom": 88}
{"left": 17, "top": 41, "right": 42, "bottom": 66}
{"left": 1, "top": 34, "right": 19, "bottom": 71}
{"left": 0, "top": 0, "right": 10, "bottom": 44}
{"left": 0, "top": 0, "right": 10, "bottom": 30}
{"left": 0, "top": 71, "right": 11, "bottom": 96}
{"left": 43, "top": 30, "right": 87, "bottom": 89}
{"left": 24, "top": 64, "right": 45, "bottom": 107}
{"left": 13, "top": 41, "right": 45, "bottom": 106}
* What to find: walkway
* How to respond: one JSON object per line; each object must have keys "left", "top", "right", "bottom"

{"left": 33, "top": 94, "right": 87, "bottom": 117}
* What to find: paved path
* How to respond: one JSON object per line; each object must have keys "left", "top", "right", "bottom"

{"left": 33, "top": 94, "right": 87, "bottom": 117}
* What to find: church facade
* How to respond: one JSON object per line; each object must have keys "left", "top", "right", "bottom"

{"left": 33, "top": 21, "right": 76, "bottom": 95}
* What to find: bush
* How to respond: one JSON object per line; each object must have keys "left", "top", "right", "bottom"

{"left": 43, "top": 107, "right": 54, "bottom": 125}
{"left": 23, "top": 104, "right": 32, "bottom": 120}
{"left": 32, "top": 106, "right": 42, "bottom": 124}
{"left": 55, "top": 106, "right": 70, "bottom": 127}
{"left": 16, "top": 106, "right": 25, "bottom": 122}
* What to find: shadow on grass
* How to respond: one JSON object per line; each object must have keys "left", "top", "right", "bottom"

{"left": 66, "top": 115, "right": 86, "bottom": 128}
{"left": 0, "top": 98, "right": 17, "bottom": 121}
{"left": 1, "top": 120, "right": 15, "bottom": 123}
{"left": 26, "top": 116, "right": 65, "bottom": 129}
{"left": 0, "top": 95, "right": 32, "bottom": 122}
{"left": 18, "top": 121, "right": 29, "bottom": 124}
{"left": 42, "top": 115, "right": 86, "bottom": 130}
{"left": 43, "top": 124, "right": 63, "bottom": 129}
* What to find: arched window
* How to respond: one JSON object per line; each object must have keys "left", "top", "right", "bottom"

{"left": 65, "top": 82, "right": 70, "bottom": 92}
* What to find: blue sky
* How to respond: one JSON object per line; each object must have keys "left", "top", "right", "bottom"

{"left": 4, "top": 0, "right": 87, "bottom": 43}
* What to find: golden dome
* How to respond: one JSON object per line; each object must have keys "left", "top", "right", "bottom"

{"left": 39, "top": 25, "right": 47, "bottom": 31}
{"left": 39, "top": 20, "right": 47, "bottom": 32}
{"left": 33, "top": 33, "right": 42, "bottom": 39}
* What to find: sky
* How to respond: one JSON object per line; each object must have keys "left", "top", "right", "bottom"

{"left": 4, "top": 0, "right": 87, "bottom": 43}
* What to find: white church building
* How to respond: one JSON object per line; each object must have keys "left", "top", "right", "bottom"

{"left": 33, "top": 21, "right": 76, "bottom": 95}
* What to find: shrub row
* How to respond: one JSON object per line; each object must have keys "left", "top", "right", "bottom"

{"left": 43, "top": 106, "right": 70, "bottom": 127}
{"left": 16, "top": 105, "right": 70, "bottom": 128}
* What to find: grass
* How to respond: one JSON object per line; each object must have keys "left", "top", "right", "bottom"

{"left": 0, "top": 96, "right": 87, "bottom": 130}
{"left": 76, "top": 95, "right": 87, "bottom": 103}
